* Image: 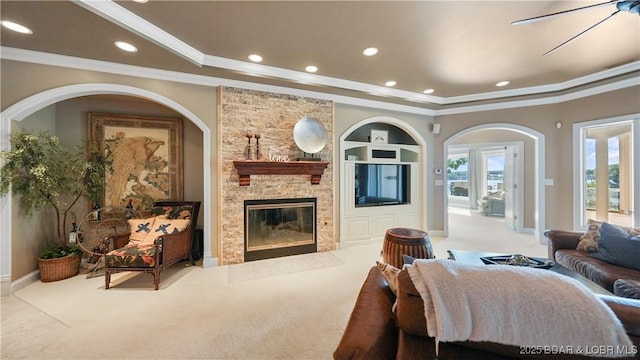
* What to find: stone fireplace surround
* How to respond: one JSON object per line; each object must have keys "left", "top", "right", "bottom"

{"left": 218, "top": 86, "right": 334, "bottom": 265}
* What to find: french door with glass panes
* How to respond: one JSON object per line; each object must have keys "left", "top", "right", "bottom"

{"left": 574, "top": 116, "right": 639, "bottom": 229}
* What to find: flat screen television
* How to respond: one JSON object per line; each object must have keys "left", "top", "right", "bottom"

{"left": 354, "top": 163, "right": 410, "bottom": 207}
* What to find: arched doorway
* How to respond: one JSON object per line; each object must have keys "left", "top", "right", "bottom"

{"left": 443, "top": 123, "right": 546, "bottom": 244}
{"left": 1, "top": 83, "right": 213, "bottom": 295}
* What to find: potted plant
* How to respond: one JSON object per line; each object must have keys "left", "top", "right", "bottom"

{"left": 0, "top": 131, "right": 107, "bottom": 282}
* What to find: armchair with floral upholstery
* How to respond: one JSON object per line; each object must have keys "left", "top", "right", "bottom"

{"left": 104, "top": 201, "right": 201, "bottom": 290}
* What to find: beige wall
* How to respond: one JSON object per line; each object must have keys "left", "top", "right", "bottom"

{"left": 333, "top": 104, "right": 434, "bottom": 234}
{"left": 54, "top": 95, "right": 204, "bottom": 222}
{"left": 432, "top": 86, "right": 640, "bottom": 231}
{"left": 2, "top": 59, "right": 639, "bottom": 281}
{"left": 2, "top": 60, "right": 215, "bottom": 280}
{"left": 10, "top": 108, "right": 57, "bottom": 279}
{"left": 551, "top": 89, "right": 640, "bottom": 228}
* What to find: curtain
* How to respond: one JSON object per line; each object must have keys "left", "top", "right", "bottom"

{"left": 468, "top": 149, "right": 483, "bottom": 210}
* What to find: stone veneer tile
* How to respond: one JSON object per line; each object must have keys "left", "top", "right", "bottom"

{"left": 219, "top": 86, "right": 334, "bottom": 264}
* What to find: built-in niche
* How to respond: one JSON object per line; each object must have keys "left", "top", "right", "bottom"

{"left": 344, "top": 122, "right": 419, "bottom": 145}
{"left": 340, "top": 121, "right": 424, "bottom": 246}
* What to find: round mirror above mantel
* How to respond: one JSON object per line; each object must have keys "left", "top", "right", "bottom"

{"left": 293, "top": 116, "right": 327, "bottom": 160}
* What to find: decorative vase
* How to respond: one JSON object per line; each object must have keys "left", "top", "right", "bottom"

{"left": 38, "top": 252, "right": 82, "bottom": 282}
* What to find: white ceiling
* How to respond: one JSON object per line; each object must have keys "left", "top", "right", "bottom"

{"left": 1, "top": 0, "right": 639, "bottom": 107}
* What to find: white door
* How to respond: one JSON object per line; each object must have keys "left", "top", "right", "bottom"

{"left": 504, "top": 143, "right": 524, "bottom": 232}
{"left": 504, "top": 145, "right": 518, "bottom": 231}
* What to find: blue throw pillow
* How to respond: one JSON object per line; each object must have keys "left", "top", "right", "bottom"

{"left": 589, "top": 222, "right": 640, "bottom": 271}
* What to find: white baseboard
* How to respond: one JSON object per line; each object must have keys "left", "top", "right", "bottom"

{"left": 335, "top": 237, "right": 384, "bottom": 249}
{"left": 0, "top": 275, "right": 11, "bottom": 296}
{"left": 521, "top": 227, "right": 535, "bottom": 234}
{"left": 426, "top": 230, "right": 445, "bottom": 237}
{"left": 202, "top": 255, "right": 218, "bottom": 267}
{"left": 3, "top": 257, "right": 222, "bottom": 295}
{"left": 5, "top": 270, "right": 40, "bottom": 295}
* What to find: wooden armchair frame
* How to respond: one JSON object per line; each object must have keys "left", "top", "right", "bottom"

{"left": 104, "top": 201, "right": 201, "bottom": 290}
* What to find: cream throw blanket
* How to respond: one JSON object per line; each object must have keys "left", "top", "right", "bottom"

{"left": 406, "top": 259, "right": 634, "bottom": 358}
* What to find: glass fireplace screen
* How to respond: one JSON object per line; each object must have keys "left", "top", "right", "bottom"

{"left": 245, "top": 198, "right": 316, "bottom": 252}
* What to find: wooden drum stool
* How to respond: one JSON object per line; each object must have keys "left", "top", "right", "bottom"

{"left": 382, "top": 228, "right": 434, "bottom": 268}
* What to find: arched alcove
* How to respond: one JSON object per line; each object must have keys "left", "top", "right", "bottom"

{"left": 344, "top": 122, "right": 419, "bottom": 145}
{"left": 1, "top": 84, "right": 214, "bottom": 295}
{"left": 338, "top": 116, "right": 427, "bottom": 247}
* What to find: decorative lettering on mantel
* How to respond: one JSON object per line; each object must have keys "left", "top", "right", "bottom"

{"left": 268, "top": 150, "right": 290, "bottom": 162}
{"left": 233, "top": 160, "right": 329, "bottom": 186}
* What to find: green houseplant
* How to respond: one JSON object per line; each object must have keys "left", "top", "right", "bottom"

{"left": 0, "top": 131, "right": 107, "bottom": 281}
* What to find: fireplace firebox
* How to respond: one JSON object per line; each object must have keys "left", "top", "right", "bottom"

{"left": 244, "top": 198, "right": 317, "bottom": 261}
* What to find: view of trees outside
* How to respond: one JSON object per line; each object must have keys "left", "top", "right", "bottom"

{"left": 584, "top": 136, "right": 620, "bottom": 211}
{"left": 447, "top": 155, "right": 468, "bottom": 197}
{"left": 447, "top": 156, "right": 468, "bottom": 177}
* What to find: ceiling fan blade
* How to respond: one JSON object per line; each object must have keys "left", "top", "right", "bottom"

{"left": 512, "top": 0, "right": 618, "bottom": 25}
{"left": 617, "top": 0, "right": 640, "bottom": 13}
{"left": 543, "top": 10, "right": 621, "bottom": 55}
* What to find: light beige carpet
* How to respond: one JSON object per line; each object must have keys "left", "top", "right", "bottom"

{"left": 1, "top": 210, "right": 546, "bottom": 359}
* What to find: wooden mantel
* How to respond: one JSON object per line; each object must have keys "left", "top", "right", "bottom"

{"left": 233, "top": 160, "right": 329, "bottom": 186}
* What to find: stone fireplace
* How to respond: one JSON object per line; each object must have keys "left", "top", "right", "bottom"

{"left": 244, "top": 198, "right": 317, "bottom": 261}
{"left": 218, "top": 86, "right": 334, "bottom": 265}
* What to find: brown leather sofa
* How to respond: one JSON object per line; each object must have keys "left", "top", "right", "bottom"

{"left": 334, "top": 266, "right": 640, "bottom": 360}
{"left": 546, "top": 230, "right": 640, "bottom": 299}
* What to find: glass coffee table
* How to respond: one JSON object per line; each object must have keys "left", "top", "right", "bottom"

{"left": 447, "top": 249, "right": 612, "bottom": 295}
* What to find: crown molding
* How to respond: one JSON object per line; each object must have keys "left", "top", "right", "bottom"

{"left": 203, "top": 54, "right": 440, "bottom": 105}
{"left": 73, "top": 0, "right": 205, "bottom": 66}
{"left": 0, "top": 47, "right": 435, "bottom": 117}
{"left": 435, "top": 76, "right": 640, "bottom": 116}
{"left": 442, "top": 61, "right": 640, "bottom": 105}
{"left": 70, "top": 0, "right": 640, "bottom": 108}
{"left": 73, "top": 0, "right": 441, "bottom": 105}
{"left": 1, "top": 47, "right": 638, "bottom": 117}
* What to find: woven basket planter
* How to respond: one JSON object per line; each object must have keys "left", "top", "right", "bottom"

{"left": 38, "top": 252, "right": 82, "bottom": 282}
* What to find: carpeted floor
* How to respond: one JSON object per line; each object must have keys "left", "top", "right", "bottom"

{"left": 1, "top": 209, "right": 546, "bottom": 359}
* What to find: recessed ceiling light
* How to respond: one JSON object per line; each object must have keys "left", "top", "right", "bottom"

{"left": 115, "top": 41, "right": 137, "bottom": 52}
{"left": 1, "top": 20, "right": 33, "bottom": 34}
{"left": 496, "top": 81, "right": 510, "bottom": 87}
{"left": 305, "top": 65, "right": 318, "bottom": 73}
{"left": 362, "top": 47, "right": 379, "bottom": 56}
{"left": 132, "top": 0, "right": 148, "bottom": 3}
{"left": 248, "top": 54, "right": 263, "bottom": 63}
{"left": 423, "top": 89, "right": 435, "bottom": 94}
{"left": 385, "top": 81, "right": 397, "bottom": 87}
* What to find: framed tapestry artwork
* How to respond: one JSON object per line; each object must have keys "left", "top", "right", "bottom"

{"left": 88, "top": 112, "right": 183, "bottom": 210}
